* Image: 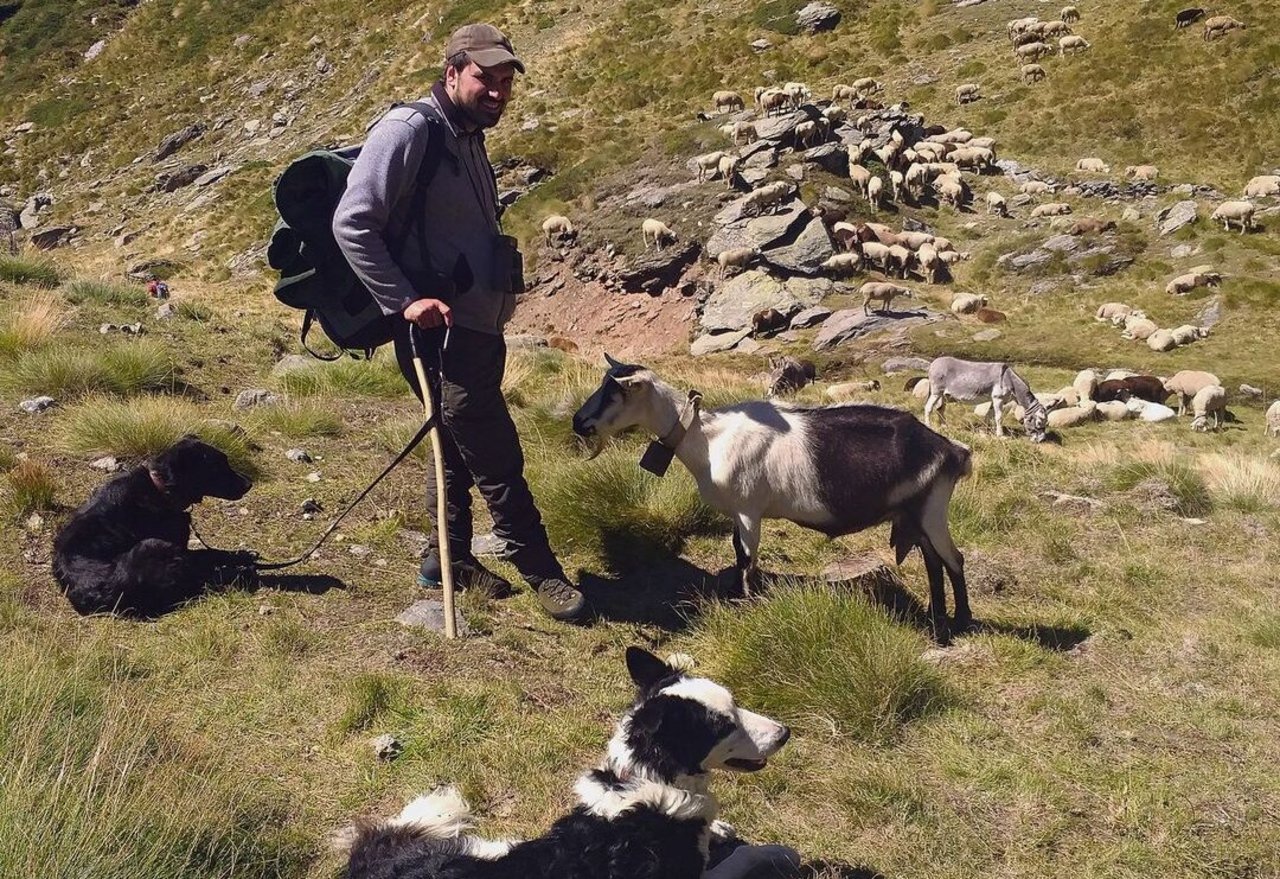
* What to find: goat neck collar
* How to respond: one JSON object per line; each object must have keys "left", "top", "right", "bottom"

{"left": 658, "top": 389, "right": 703, "bottom": 450}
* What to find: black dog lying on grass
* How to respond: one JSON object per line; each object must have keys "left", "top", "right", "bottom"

{"left": 53, "top": 435, "right": 258, "bottom": 617}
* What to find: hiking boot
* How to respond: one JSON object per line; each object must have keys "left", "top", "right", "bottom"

{"left": 417, "top": 555, "right": 513, "bottom": 599}
{"left": 531, "top": 576, "right": 586, "bottom": 622}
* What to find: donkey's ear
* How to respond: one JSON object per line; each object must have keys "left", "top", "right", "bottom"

{"left": 626, "top": 646, "right": 676, "bottom": 689}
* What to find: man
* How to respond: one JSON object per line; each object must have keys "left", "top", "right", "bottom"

{"left": 332, "top": 23, "right": 585, "bottom": 622}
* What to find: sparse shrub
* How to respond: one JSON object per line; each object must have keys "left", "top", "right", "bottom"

{"left": 248, "top": 403, "right": 343, "bottom": 439}
{"left": 688, "top": 585, "right": 949, "bottom": 743}
{"left": 278, "top": 355, "right": 407, "bottom": 398}
{"left": 64, "top": 279, "right": 146, "bottom": 306}
{"left": 2, "top": 343, "right": 174, "bottom": 398}
{"left": 173, "top": 299, "right": 215, "bottom": 322}
{"left": 0, "top": 254, "right": 61, "bottom": 287}
{"left": 4, "top": 459, "right": 56, "bottom": 516}
{"left": 57, "top": 397, "right": 258, "bottom": 478}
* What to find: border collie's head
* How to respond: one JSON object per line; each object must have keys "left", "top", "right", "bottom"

{"left": 610, "top": 647, "right": 790, "bottom": 784}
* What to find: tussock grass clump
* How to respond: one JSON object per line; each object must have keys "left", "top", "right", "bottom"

{"left": 278, "top": 355, "right": 406, "bottom": 398}
{"left": 248, "top": 403, "right": 343, "bottom": 439}
{"left": 688, "top": 585, "right": 948, "bottom": 743}
{"left": 0, "top": 636, "right": 308, "bottom": 879}
{"left": 57, "top": 397, "right": 258, "bottom": 477}
{"left": 0, "top": 253, "right": 61, "bottom": 287}
{"left": 1198, "top": 453, "right": 1280, "bottom": 513}
{"left": 1, "top": 343, "right": 173, "bottom": 398}
{"left": 334, "top": 673, "right": 412, "bottom": 736}
{"left": 64, "top": 279, "right": 146, "bottom": 306}
{"left": 4, "top": 459, "right": 57, "bottom": 516}
{"left": 0, "top": 293, "right": 68, "bottom": 358}
{"left": 1107, "top": 457, "right": 1212, "bottom": 517}
{"left": 536, "top": 450, "right": 721, "bottom": 568}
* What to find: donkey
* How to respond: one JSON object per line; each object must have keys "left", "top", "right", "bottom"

{"left": 572, "top": 356, "right": 976, "bottom": 642}
{"left": 924, "top": 356, "right": 1049, "bottom": 442}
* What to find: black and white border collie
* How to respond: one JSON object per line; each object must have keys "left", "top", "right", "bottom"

{"left": 340, "top": 647, "right": 792, "bottom": 879}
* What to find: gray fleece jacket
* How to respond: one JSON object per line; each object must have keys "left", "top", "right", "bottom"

{"left": 332, "top": 83, "right": 513, "bottom": 335}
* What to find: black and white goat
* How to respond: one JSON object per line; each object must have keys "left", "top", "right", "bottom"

{"left": 572, "top": 357, "right": 975, "bottom": 641}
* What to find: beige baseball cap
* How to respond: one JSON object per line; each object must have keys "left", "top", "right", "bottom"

{"left": 445, "top": 23, "right": 525, "bottom": 73}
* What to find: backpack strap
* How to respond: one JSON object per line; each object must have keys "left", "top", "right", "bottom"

{"left": 388, "top": 101, "right": 450, "bottom": 261}
{"left": 299, "top": 310, "right": 342, "bottom": 361}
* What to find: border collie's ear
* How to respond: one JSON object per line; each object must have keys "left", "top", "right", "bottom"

{"left": 626, "top": 646, "right": 675, "bottom": 689}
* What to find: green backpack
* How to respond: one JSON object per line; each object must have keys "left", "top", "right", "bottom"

{"left": 267, "top": 102, "right": 445, "bottom": 360}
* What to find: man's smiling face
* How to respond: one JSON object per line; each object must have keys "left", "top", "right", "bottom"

{"left": 447, "top": 60, "right": 516, "bottom": 129}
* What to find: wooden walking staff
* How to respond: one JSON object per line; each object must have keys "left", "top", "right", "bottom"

{"left": 409, "top": 325, "right": 457, "bottom": 639}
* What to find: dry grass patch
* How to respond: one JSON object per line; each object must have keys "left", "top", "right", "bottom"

{"left": 0, "top": 293, "right": 69, "bottom": 358}
{"left": 3, "top": 459, "right": 57, "bottom": 517}
{"left": 1198, "top": 453, "right": 1280, "bottom": 512}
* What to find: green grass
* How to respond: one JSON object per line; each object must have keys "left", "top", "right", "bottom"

{"left": 56, "top": 397, "right": 259, "bottom": 478}
{"left": 3, "top": 459, "right": 56, "bottom": 517}
{"left": 64, "top": 279, "right": 147, "bottom": 307}
{"left": 248, "top": 403, "right": 344, "bottom": 439}
{"left": 688, "top": 585, "right": 950, "bottom": 744}
{"left": 0, "top": 343, "right": 174, "bottom": 398}
{"left": 1106, "top": 456, "right": 1212, "bottom": 517}
{"left": 0, "top": 254, "right": 61, "bottom": 287}
{"left": 278, "top": 355, "right": 407, "bottom": 398}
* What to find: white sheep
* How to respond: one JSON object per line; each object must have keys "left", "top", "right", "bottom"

{"left": 917, "top": 244, "right": 940, "bottom": 284}
{"left": 717, "top": 154, "right": 741, "bottom": 189}
{"left": 986, "top": 191, "right": 1008, "bottom": 217}
{"left": 1039, "top": 20, "right": 1073, "bottom": 38}
{"left": 1164, "top": 370, "right": 1221, "bottom": 415}
{"left": 1125, "top": 165, "right": 1159, "bottom": 181}
{"left": 1059, "top": 35, "right": 1091, "bottom": 54}
{"left": 825, "top": 380, "right": 882, "bottom": 400}
{"left": 794, "top": 120, "right": 819, "bottom": 149}
{"left": 1072, "top": 369, "right": 1099, "bottom": 402}
{"left": 1203, "top": 15, "right": 1246, "bottom": 40}
{"left": 1190, "top": 385, "right": 1227, "bottom": 431}
{"left": 712, "top": 90, "right": 745, "bottom": 112}
{"left": 951, "top": 292, "right": 988, "bottom": 315}
{"left": 832, "top": 84, "right": 858, "bottom": 101}
{"left": 1147, "top": 329, "right": 1178, "bottom": 352}
{"left": 1061, "top": 6, "right": 1080, "bottom": 23}
{"left": 955, "top": 83, "right": 981, "bottom": 105}
{"left": 852, "top": 77, "right": 881, "bottom": 95}
{"left": 1165, "top": 271, "right": 1220, "bottom": 295}
{"left": 887, "top": 244, "right": 913, "bottom": 279}
{"left": 730, "top": 121, "right": 758, "bottom": 145}
{"left": 541, "top": 214, "right": 575, "bottom": 246}
{"left": 1021, "top": 180, "right": 1054, "bottom": 195}
{"left": 693, "top": 151, "right": 727, "bottom": 182}
{"left": 1096, "top": 400, "right": 1132, "bottom": 421}
{"left": 1127, "top": 398, "right": 1178, "bottom": 422}
{"left": 1022, "top": 63, "right": 1047, "bottom": 83}
{"left": 951, "top": 146, "right": 996, "bottom": 171}
{"left": 1266, "top": 400, "right": 1280, "bottom": 437}
{"left": 848, "top": 164, "right": 872, "bottom": 197}
{"left": 1008, "top": 16, "right": 1040, "bottom": 37}
{"left": 935, "top": 176, "right": 968, "bottom": 209}
{"left": 867, "top": 176, "right": 884, "bottom": 209}
{"left": 1076, "top": 157, "right": 1110, "bottom": 174}
{"left": 1170, "top": 324, "right": 1210, "bottom": 345}
{"left": 760, "top": 89, "right": 790, "bottom": 116}
{"left": 716, "top": 247, "right": 760, "bottom": 278}
{"left": 1030, "top": 202, "right": 1072, "bottom": 218}
{"left": 937, "top": 249, "right": 970, "bottom": 266}
{"left": 1211, "top": 200, "right": 1256, "bottom": 233}
{"left": 1095, "top": 302, "right": 1135, "bottom": 324}
{"left": 1121, "top": 314, "right": 1158, "bottom": 341}
{"left": 822, "top": 105, "right": 846, "bottom": 125}
{"left": 1047, "top": 401, "right": 1098, "bottom": 429}
{"left": 889, "top": 169, "right": 904, "bottom": 202}
{"left": 783, "top": 81, "right": 811, "bottom": 108}
{"left": 860, "top": 281, "right": 913, "bottom": 313}
{"left": 1244, "top": 175, "right": 1280, "bottom": 198}
{"left": 1015, "top": 41, "right": 1052, "bottom": 61}
{"left": 821, "top": 252, "right": 863, "bottom": 277}
{"left": 641, "top": 218, "right": 678, "bottom": 250}
{"left": 859, "top": 241, "right": 892, "bottom": 273}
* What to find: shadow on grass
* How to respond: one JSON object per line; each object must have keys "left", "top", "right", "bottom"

{"left": 826, "top": 570, "right": 931, "bottom": 633}
{"left": 801, "top": 860, "right": 887, "bottom": 879}
{"left": 979, "top": 619, "right": 1092, "bottom": 651}
{"left": 252, "top": 572, "right": 347, "bottom": 596}
{"left": 577, "top": 532, "right": 724, "bottom": 630}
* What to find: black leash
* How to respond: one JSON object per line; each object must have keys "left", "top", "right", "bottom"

{"left": 191, "top": 411, "right": 439, "bottom": 571}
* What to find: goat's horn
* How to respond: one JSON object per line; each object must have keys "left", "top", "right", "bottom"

{"left": 604, "top": 352, "right": 623, "bottom": 369}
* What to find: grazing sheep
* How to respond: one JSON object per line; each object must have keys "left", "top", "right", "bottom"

{"left": 1191, "top": 385, "right": 1227, "bottom": 431}
{"left": 730, "top": 120, "right": 758, "bottom": 146}
{"left": 1076, "top": 157, "right": 1110, "bottom": 174}
{"left": 1021, "top": 180, "right": 1054, "bottom": 196}
{"left": 1266, "top": 400, "right": 1280, "bottom": 437}
{"left": 760, "top": 89, "right": 790, "bottom": 116}
{"left": 1008, "top": 16, "right": 1040, "bottom": 37}
{"left": 853, "top": 77, "right": 882, "bottom": 95}
{"left": 717, "top": 154, "right": 741, "bottom": 189}
{"left": 1095, "top": 302, "right": 1137, "bottom": 324}
{"left": 1016, "top": 41, "right": 1052, "bottom": 61}
{"left": 573, "top": 357, "right": 975, "bottom": 641}
{"left": 848, "top": 164, "right": 872, "bottom": 197}
{"left": 1039, "top": 20, "right": 1073, "bottom": 38}
{"left": 1022, "top": 63, "right": 1047, "bottom": 83}
{"left": 641, "top": 218, "right": 677, "bottom": 250}
{"left": 825, "top": 380, "right": 881, "bottom": 400}
{"left": 1175, "top": 7, "right": 1206, "bottom": 28}
{"left": 955, "top": 83, "right": 981, "bottom": 105}
{"left": 1061, "top": 5, "right": 1080, "bottom": 23}
{"left": 936, "top": 176, "right": 968, "bottom": 210}
{"left": 822, "top": 104, "right": 847, "bottom": 125}
{"left": 821, "top": 252, "right": 863, "bottom": 277}
{"left": 1125, "top": 165, "right": 1160, "bottom": 181}
{"left": 1203, "top": 15, "right": 1246, "bottom": 40}
{"left": 1170, "top": 324, "right": 1210, "bottom": 345}
{"left": 867, "top": 176, "right": 884, "bottom": 209}
{"left": 784, "top": 81, "right": 812, "bottom": 108}
{"left": 1122, "top": 315, "right": 1158, "bottom": 341}
{"left": 1147, "top": 329, "right": 1178, "bottom": 352}
{"left": 887, "top": 244, "right": 914, "bottom": 279}
{"left": 742, "top": 181, "right": 792, "bottom": 216}
{"left": 917, "top": 244, "right": 940, "bottom": 284}
{"left": 716, "top": 247, "right": 760, "bottom": 278}
{"left": 938, "top": 249, "right": 970, "bottom": 266}
{"left": 833, "top": 84, "right": 859, "bottom": 101}
{"left": 1059, "top": 35, "right": 1091, "bottom": 54}
{"left": 1074, "top": 368, "right": 1100, "bottom": 402}
{"left": 951, "top": 146, "right": 996, "bottom": 171}
{"left": 1070, "top": 217, "right": 1117, "bottom": 235}
{"left": 1030, "top": 202, "right": 1072, "bottom": 218}
{"left": 860, "top": 281, "right": 914, "bottom": 314}
{"left": 794, "top": 119, "right": 819, "bottom": 149}
{"left": 1164, "top": 370, "right": 1221, "bottom": 415}
{"left": 889, "top": 169, "right": 904, "bottom": 202}
{"left": 693, "top": 150, "right": 727, "bottom": 182}
{"left": 951, "top": 292, "right": 989, "bottom": 315}
{"left": 860, "top": 241, "right": 893, "bottom": 273}
{"left": 1165, "top": 271, "right": 1220, "bottom": 295}
{"left": 1211, "top": 200, "right": 1256, "bottom": 233}
{"left": 541, "top": 214, "right": 576, "bottom": 246}
{"left": 713, "top": 90, "right": 745, "bottom": 112}
{"left": 1244, "top": 175, "right": 1280, "bottom": 198}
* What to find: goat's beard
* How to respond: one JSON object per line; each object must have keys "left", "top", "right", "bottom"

{"left": 580, "top": 433, "right": 608, "bottom": 460}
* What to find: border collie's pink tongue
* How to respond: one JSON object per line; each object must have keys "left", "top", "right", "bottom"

{"left": 725, "top": 757, "right": 767, "bottom": 772}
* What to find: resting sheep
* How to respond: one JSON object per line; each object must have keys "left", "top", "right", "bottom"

{"left": 1190, "top": 385, "right": 1227, "bottom": 431}
{"left": 1076, "top": 157, "right": 1110, "bottom": 174}
{"left": 1030, "top": 202, "right": 1072, "bottom": 218}
{"left": 1022, "top": 63, "right": 1047, "bottom": 83}
{"left": 1147, "top": 329, "right": 1178, "bottom": 352}
{"left": 825, "top": 380, "right": 881, "bottom": 400}
{"left": 1095, "top": 375, "right": 1169, "bottom": 405}
{"left": 1244, "top": 175, "right": 1280, "bottom": 198}
{"left": 1203, "top": 15, "right": 1245, "bottom": 40}
{"left": 1070, "top": 217, "right": 1116, "bottom": 235}
{"left": 1211, "top": 200, "right": 1256, "bottom": 233}
{"left": 1074, "top": 369, "right": 1100, "bottom": 402}
{"left": 1121, "top": 314, "right": 1158, "bottom": 341}
{"left": 1095, "top": 302, "right": 1138, "bottom": 324}
{"left": 541, "top": 214, "right": 576, "bottom": 246}
{"left": 1125, "top": 165, "right": 1159, "bottom": 181}
{"left": 641, "top": 218, "right": 677, "bottom": 250}
{"left": 1021, "top": 180, "right": 1054, "bottom": 196}
{"left": 1165, "top": 271, "right": 1220, "bottom": 295}
{"left": 955, "top": 83, "right": 981, "bottom": 105}
{"left": 951, "top": 292, "right": 988, "bottom": 315}
{"left": 1059, "top": 35, "right": 1091, "bottom": 54}
{"left": 861, "top": 281, "right": 913, "bottom": 314}
{"left": 1047, "top": 401, "right": 1097, "bottom": 429}
{"left": 1164, "top": 370, "right": 1221, "bottom": 415}
{"left": 1170, "top": 324, "right": 1210, "bottom": 345}
{"left": 1266, "top": 400, "right": 1280, "bottom": 437}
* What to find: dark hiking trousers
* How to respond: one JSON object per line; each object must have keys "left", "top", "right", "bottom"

{"left": 393, "top": 322, "right": 566, "bottom": 583}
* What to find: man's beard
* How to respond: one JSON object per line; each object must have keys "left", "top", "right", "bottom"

{"left": 463, "top": 100, "right": 503, "bottom": 129}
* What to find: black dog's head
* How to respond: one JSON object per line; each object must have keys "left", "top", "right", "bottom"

{"left": 149, "top": 435, "right": 252, "bottom": 508}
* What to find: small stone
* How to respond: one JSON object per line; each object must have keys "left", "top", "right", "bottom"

{"left": 972, "top": 329, "right": 1002, "bottom": 342}
{"left": 156, "top": 302, "right": 177, "bottom": 319}
{"left": 285, "top": 448, "right": 312, "bottom": 463}
{"left": 100, "top": 323, "right": 116, "bottom": 334}
{"left": 233, "top": 388, "right": 279, "bottom": 411}
{"left": 305, "top": 471, "right": 322, "bottom": 483}
{"left": 25, "top": 513, "right": 44, "bottom": 532}
{"left": 371, "top": 733, "right": 403, "bottom": 761}
{"left": 349, "top": 544, "right": 372, "bottom": 557}
{"left": 471, "top": 532, "right": 506, "bottom": 556}
{"left": 90, "top": 456, "right": 120, "bottom": 472}
{"left": 395, "top": 599, "right": 471, "bottom": 636}
{"left": 19, "top": 396, "right": 55, "bottom": 414}
{"left": 121, "top": 323, "right": 144, "bottom": 335}
{"left": 750, "top": 38, "right": 772, "bottom": 52}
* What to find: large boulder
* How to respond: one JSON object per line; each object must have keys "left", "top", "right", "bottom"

{"left": 154, "top": 164, "right": 209, "bottom": 193}
{"left": 709, "top": 198, "right": 805, "bottom": 248}
{"left": 701, "top": 271, "right": 801, "bottom": 333}
{"left": 789, "top": 305, "right": 832, "bottom": 329}
{"left": 1156, "top": 200, "right": 1197, "bottom": 236}
{"left": 690, "top": 329, "right": 751, "bottom": 356}
{"left": 30, "top": 226, "right": 74, "bottom": 250}
{"left": 760, "top": 212, "right": 836, "bottom": 275}
{"left": 795, "top": 1, "right": 841, "bottom": 32}
{"left": 813, "top": 308, "right": 945, "bottom": 350}
{"left": 801, "top": 143, "right": 848, "bottom": 176}
{"left": 617, "top": 240, "right": 700, "bottom": 294}
{"left": 752, "top": 110, "right": 807, "bottom": 144}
